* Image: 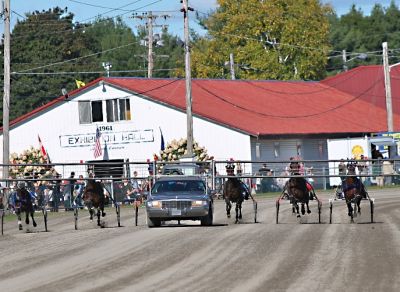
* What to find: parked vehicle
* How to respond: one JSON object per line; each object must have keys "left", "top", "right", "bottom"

{"left": 161, "top": 163, "right": 201, "bottom": 175}
{"left": 146, "top": 176, "right": 213, "bottom": 227}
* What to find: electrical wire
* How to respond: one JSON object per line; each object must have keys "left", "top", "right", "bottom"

{"left": 11, "top": 68, "right": 178, "bottom": 76}
{"left": 13, "top": 42, "right": 139, "bottom": 73}
{"left": 10, "top": 0, "right": 163, "bottom": 40}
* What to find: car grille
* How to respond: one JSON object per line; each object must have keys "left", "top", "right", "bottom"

{"left": 162, "top": 200, "right": 192, "bottom": 210}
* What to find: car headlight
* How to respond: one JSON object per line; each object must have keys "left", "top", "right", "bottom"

{"left": 147, "top": 200, "right": 162, "bottom": 208}
{"left": 192, "top": 200, "right": 207, "bottom": 207}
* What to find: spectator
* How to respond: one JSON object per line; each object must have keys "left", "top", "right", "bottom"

{"left": 357, "top": 155, "right": 370, "bottom": 186}
{"left": 382, "top": 159, "right": 395, "bottom": 186}
{"left": 338, "top": 159, "right": 346, "bottom": 182}
{"left": 63, "top": 171, "right": 76, "bottom": 211}
{"left": 259, "top": 164, "right": 269, "bottom": 176}
{"left": 51, "top": 174, "right": 61, "bottom": 212}
{"left": 131, "top": 171, "right": 141, "bottom": 192}
{"left": 260, "top": 169, "right": 279, "bottom": 192}
{"left": 122, "top": 179, "right": 135, "bottom": 205}
{"left": 74, "top": 175, "right": 85, "bottom": 207}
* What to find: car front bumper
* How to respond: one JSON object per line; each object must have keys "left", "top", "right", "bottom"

{"left": 146, "top": 205, "right": 210, "bottom": 220}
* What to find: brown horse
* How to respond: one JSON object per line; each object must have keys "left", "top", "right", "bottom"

{"left": 223, "top": 162, "right": 252, "bottom": 223}
{"left": 342, "top": 162, "right": 367, "bottom": 222}
{"left": 14, "top": 183, "right": 37, "bottom": 230}
{"left": 342, "top": 177, "right": 363, "bottom": 222}
{"left": 284, "top": 177, "right": 311, "bottom": 218}
{"left": 223, "top": 177, "right": 244, "bottom": 224}
{"left": 82, "top": 180, "right": 106, "bottom": 227}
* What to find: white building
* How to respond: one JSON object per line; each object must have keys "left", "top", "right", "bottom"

{"left": 1, "top": 65, "right": 399, "bottom": 179}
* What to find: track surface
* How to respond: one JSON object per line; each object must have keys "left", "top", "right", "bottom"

{"left": 1, "top": 188, "right": 400, "bottom": 292}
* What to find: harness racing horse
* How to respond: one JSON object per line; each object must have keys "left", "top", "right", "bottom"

{"left": 223, "top": 162, "right": 252, "bottom": 223}
{"left": 342, "top": 162, "right": 366, "bottom": 222}
{"left": 15, "top": 183, "right": 37, "bottom": 230}
{"left": 284, "top": 177, "right": 311, "bottom": 218}
{"left": 82, "top": 179, "right": 107, "bottom": 227}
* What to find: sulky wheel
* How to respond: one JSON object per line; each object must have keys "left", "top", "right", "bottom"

{"left": 276, "top": 200, "right": 280, "bottom": 224}
{"left": 116, "top": 204, "right": 121, "bottom": 227}
{"left": 1, "top": 209, "right": 4, "bottom": 235}
{"left": 318, "top": 201, "right": 322, "bottom": 224}
{"left": 74, "top": 208, "right": 78, "bottom": 230}
{"left": 253, "top": 201, "right": 258, "bottom": 223}
{"left": 42, "top": 207, "right": 48, "bottom": 232}
{"left": 370, "top": 199, "right": 374, "bottom": 223}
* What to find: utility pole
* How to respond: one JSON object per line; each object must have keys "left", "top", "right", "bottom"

{"left": 2, "top": 0, "right": 10, "bottom": 181}
{"left": 229, "top": 53, "right": 236, "bottom": 80}
{"left": 147, "top": 12, "right": 154, "bottom": 78}
{"left": 182, "top": 0, "right": 194, "bottom": 157}
{"left": 132, "top": 12, "right": 170, "bottom": 78}
{"left": 342, "top": 49, "right": 348, "bottom": 71}
{"left": 382, "top": 42, "right": 394, "bottom": 132}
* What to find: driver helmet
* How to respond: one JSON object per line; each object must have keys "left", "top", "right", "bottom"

{"left": 17, "top": 181, "right": 26, "bottom": 189}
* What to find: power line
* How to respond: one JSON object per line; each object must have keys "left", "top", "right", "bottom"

{"left": 13, "top": 42, "right": 139, "bottom": 73}
{"left": 9, "top": 0, "right": 163, "bottom": 40}
{"left": 10, "top": 68, "right": 178, "bottom": 76}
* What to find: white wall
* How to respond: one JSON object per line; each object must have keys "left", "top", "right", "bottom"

{"left": 0, "top": 83, "right": 251, "bottom": 165}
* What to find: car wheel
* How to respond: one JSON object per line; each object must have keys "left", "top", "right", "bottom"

{"left": 201, "top": 207, "right": 213, "bottom": 226}
{"left": 147, "top": 215, "right": 161, "bottom": 228}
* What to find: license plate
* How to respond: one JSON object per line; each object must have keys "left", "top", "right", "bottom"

{"left": 171, "top": 209, "right": 181, "bottom": 216}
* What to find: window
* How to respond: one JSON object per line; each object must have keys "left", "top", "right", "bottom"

{"left": 296, "top": 142, "right": 302, "bottom": 156}
{"left": 119, "top": 98, "right": 131, "bottom": 120}
{"left": 92, "top": 101, "right": 103, "bottom": 122}
{"left": 255, "top": 143, "right": 261, "bottom": 159}
{"left": 78, "top": 98, "right": 131, "bottom": 124}
{"left": 274, "top": 142, "right": 280, "bottom": 158}
{"left": 78, "top": 101, "right": 91, "bottom": 124}
{"left": 106, "top": 99, "right": 118, "bottom": 122}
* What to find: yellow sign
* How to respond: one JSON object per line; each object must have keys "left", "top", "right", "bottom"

{"left": 351, "top": 145, "right": 364, "bottom": 159}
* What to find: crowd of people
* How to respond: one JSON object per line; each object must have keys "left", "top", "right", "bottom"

{"left": 0, "top": 168, "right": 153, "bottom": 214}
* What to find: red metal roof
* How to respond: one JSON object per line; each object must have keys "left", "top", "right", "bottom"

{"left": 4, "top": 66, "right": 400, "bottom": 136}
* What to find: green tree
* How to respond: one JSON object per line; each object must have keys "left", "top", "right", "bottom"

{"left": 0, "top": 7, "right": 185, "bottom": 124}
{"left": 191, "top": 0, "right": 332, "bottom": 80}
{"left": 327, "top": 1, "right": 400, "bottom": 74}
{"left": 0, "top": 7, "right": 101, "bottom": 122}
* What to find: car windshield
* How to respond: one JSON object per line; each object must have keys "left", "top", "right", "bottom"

{"left": 163, "top": 165, "right": 200, "bottom": 175}
{"left": 152, "top": 180, "right": 205, "bottom": 194}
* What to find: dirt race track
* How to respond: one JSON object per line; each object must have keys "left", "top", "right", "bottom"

{"left": 1, "top": 188, "right": 400, "bottom": 292}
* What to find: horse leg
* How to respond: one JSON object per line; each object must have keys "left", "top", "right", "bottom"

{"left": 295, "top": 203, "right": 300, "bottom": 218}
{"left": 306, "top": 202, "right": 311, "bottom": 214}
{"left": 301, "top": 203, "right": 306, "bottom": 215}
{"left": 101, "top": 204, "right": 106, "bottom": 217}
{"left": 235, "top": 203, "right": 239, "bottom": 224}
{"left": 346, "top": 201, "right": 354, "bottom": 221}
{"left": 238, "top": 202, "right": 242, "bottom": 220}
{"left": 97, "top": 209, "right": 101, "bottom": 226}
{"left": 89, "top": 208, "right": 94, "bottom": 221}
{"left": 225, "top": 199, "right": 231, "bottom": 218}
{"left": 31, "top": 211, "right": 37, "bottom": 227}
{"left": 25, "top": 211, "right": 30, "bottom": 225}
{"left": 17, "top": 211, "right": 23, "bottom": 230}
{"left": 357, "top": 196, "right": 361, "bottom": 214}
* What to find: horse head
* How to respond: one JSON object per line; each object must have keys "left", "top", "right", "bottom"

{"left": 223, "top": 178, "right": 243, "bottom": 203}
{"left": 342, "top": 177, "right": 362, "bottom": 202}
{"left": 287, "top": 178, "right": 308, "bottom": 203}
